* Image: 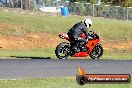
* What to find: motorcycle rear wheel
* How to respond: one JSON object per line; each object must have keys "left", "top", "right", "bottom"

{"left": 55, "top": 42, "right": 71, "bottom": 59}
{"left": 90, "top": 43, "right": 103, "bottom": 59}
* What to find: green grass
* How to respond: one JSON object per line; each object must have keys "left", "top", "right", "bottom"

{"left": 0, "top": 48, "right": 131, "bottom": 60}
{"left": 0, "top": 11, "right": 132, "bottom": 59}
{"left": 92, "top": 18, "right": 132, "bottom": 42}
{"left": 0, "top": 78, "right": 131, "bottom": 88}
{"left": 0, "top": 11, "right": 81, "bottom": 35}
{"left": 0, "top": 11, "right": 132, "bottom": 42}
{"left": 0, "top": 48, "right": 56, "bottom": 59}
{"left": 102, "top": 49, "right": 132, "bottom": 60}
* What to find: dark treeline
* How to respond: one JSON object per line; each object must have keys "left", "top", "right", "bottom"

{"left": 83, "top": 0, "right": 132, "bottom": 7}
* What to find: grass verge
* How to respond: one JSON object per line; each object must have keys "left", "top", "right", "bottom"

{"left": 0, "top": 48, "right": 131, "bottom": 60}
{"left": 0, "top": 11, "right": 132, "bottom": 59}
{"left": 0, "top": 48, "right": 56, "bottom": 59}
{"left": 0, "top": 11, "right": 132, "bottom": 42}
{"left": 0, "top": 78, "right": 131, "bottom": 88}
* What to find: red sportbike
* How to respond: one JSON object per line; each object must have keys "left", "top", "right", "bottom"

{"left": 55, "top": 31, "right": 103, "bottom": 59}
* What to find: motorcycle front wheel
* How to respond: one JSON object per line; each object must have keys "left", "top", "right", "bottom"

{"left": 55, "top": 42, "right": 71, "bottom": 59}
{"left": 90, "top": 43, "right": 103, "bottom": 59}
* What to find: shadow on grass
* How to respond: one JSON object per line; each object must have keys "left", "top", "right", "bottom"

{"left": 10, "top": 56, "right": 51, "bottom": 59}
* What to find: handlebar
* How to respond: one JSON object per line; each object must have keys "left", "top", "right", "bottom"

{"left": 87, "top": 31, "right": 99, "bottom": 39}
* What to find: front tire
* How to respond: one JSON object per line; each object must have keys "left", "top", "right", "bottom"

{"left": 90, "top": 43, "right": 103, "bottom": 59}
{"left": 55, "top": 42, "right": 71, "bottom": 59}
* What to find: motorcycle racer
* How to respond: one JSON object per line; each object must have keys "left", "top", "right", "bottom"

{"left": 67, "top": 19, "right": 92, "bottom": 53}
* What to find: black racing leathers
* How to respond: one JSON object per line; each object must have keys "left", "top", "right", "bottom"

{"left": 67, "top": 21, "right": 88, "bottom": 43}
{"left": 67, "top": 21, "right": 89, "bottom": 53}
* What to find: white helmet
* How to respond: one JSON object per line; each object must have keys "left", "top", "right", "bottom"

{"left": 84, "top": 19, "right": 92, "bottom": 28}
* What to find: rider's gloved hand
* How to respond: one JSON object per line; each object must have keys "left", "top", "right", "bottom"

{"left": 86, "top": 33, "right": 93, "bottom": 39}
{"left": 86, "top": 33, "right": 90, "bottom": 38}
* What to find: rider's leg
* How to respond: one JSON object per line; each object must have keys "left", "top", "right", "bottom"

{"left": 74, "top": 38, "right": 88, "bottom": 53}
{"left": 71, "top": 35, "right": 88, "bottom": 53}
{"left": 70, "top": 41, "right": 80, "bottom": 53}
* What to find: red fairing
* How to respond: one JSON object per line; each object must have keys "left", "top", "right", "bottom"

{"left": 59, "top": 33, "right": 86, "bottom": 41}
{"left": 59, "top": 32, "right": 100, "bottom": 57}
{"left": 80, "top": 33, "right": 86, "bottom": 38}
{"left": 72, "top": 39, "right": 100, "bottom": 57}
{"left": 72, "top": 52, "right": 89, "bottom": 57}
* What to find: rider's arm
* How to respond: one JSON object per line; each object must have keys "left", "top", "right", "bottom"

{"left": 83, "top": 30, "right": 88, "bottom": 37}
{"left": 73, "top": 34, "right": 87, "bottom": 43}
{"left": 81, "top": 27, "right": 89, "bottom": 39}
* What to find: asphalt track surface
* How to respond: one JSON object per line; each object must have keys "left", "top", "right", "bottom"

{"left": 0, "top": 59, "right": 132, "bottom": 79}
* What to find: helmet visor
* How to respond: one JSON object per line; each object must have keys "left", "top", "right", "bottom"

{"left": 89, "top": 24, "right": 91, "bottom": 27}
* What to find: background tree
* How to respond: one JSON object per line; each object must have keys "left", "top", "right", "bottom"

{"left": 102, "top": 0, "right": 132, "bottom": 7}
{"left": 123, "top": 0, "right": 132, "bottom": 7}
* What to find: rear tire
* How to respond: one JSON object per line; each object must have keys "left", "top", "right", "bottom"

{"left": 90, "top": 43, "right": 103, "bottom": 59}
{"left": 55, "top": 42, "right": 71, "bottom": 59}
